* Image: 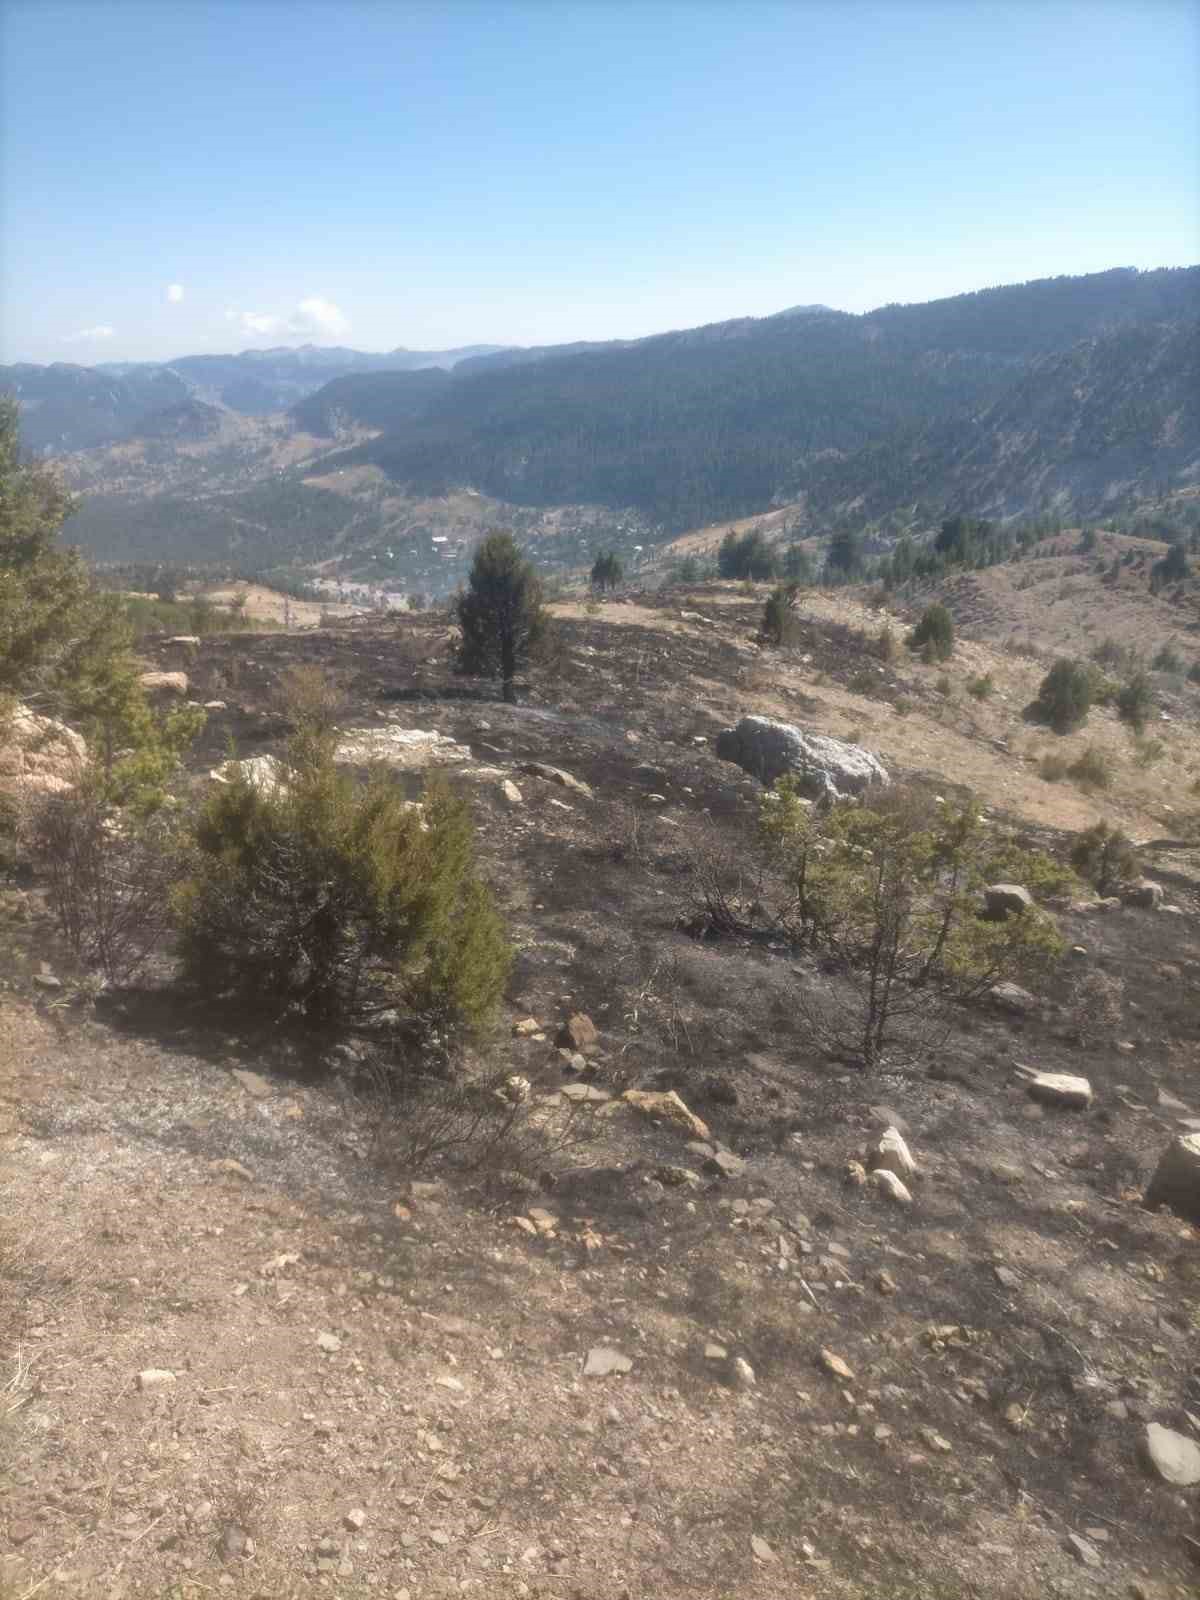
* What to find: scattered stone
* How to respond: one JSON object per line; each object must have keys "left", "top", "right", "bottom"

{"left": 653, "top": 1164, "right": 702, "bottom": 1189}
{"left": 919, "top": 1428, "right": 953, "bottom": 1454}
{"left": 869, "top": 1168, "right": 913, "bottom": 1206}
{"left": 820, "top": 1348, "right": 855, "bottom": 1382}
{"left": 316, "top": 1332, "right": 342, "bottom": 1354}
{"left": 990, "top": 981, "right": 1036, "bottom": 1014}
{"left": 750, "top": 1535, "right": 776, "bottom": 1563}
{"left": 558, "top": 1013, "right": 599, "bottom": 1050}
{"left": 230, "top": 1068, "right": 272, "bottom": 1098}
{"left": 500, "top": 1074, "right": 531, "bottom": 1103}
{"left": 7, "top": 1520, "right": 36, "bottom": 1545}
{"left": 519, "top": 761, "right": 594, "bottom": 800}
{"left": 844, "top": 1160, "right": 868, "bottom": 1187}
{"left": 621, "top": 1088, "right": 710, "bottom": 1140}
{"left": 137, "top": 1369, "right": 176, "bottom": 1391}
{"left": 584, "top": 1346, "right": 632, "bottom": 1377}
{"left": 867, "top": 1126, "right": 917, "bottom": 1179}
{"left": 984, "top": 884, "right": 1034, "bottom": 919}
{"left": 560, "top": 1083, "right": 611, "bottom": 1104}
{"left": 139, "top": 671, "right": 189, "bottom": 696}
{"left": 209, "top": 1159, "right": 254, "bottom": 1181}
{"left": 715, "top": 716, "right": 889, "bottom": 800}
{"left": 867, "top": 1104, "right": 910, "bottom": 1136}
{"left": 1066, "top": 1534, "right": 1102, "bottom": 1568}
{"left": 335, "top": 726, "right": 471, "bottom": 769}
{"left": 220, "top": 1525, "right": 248, "bottom": 1561}
{"left": 1025, "top": 1071, "right": 1093, "bottom": 1110}
{"left": 209, "top": 754, "right": 288, "bottom": 794}
{"left": 731, "top": 1357, "right": 757, "bottom": 1390}
{"left": 876, "top": 1269, "right": 898, "bottom": 1295}
{"left": 501, "top": 780, "right": 523, "bottom": 806}
{"left": 513, "top": 1018, "right": 542, "bottom": 1037}
{"left": 704, "top": 1150, "right": 746, "bottom": 1180}
{"left": 994, "top": 1266, "right": 1021, "bottom": 1290}
{"left": 1143, "top": 1421, "right": 1200, "bottom": 1486}
{"left": 31, "top": 972, "right": 62, "bottom": 991}
{"left": 704, "top": 1343, "right": 728, "bottom": 1362}
{"left": 344, "top": 1509, "right": 367, "bottom": 1532}
{"left": 1143, "top": 1133, "right": 1200, "bottom": 1225}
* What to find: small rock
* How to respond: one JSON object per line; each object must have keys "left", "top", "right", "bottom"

{"left": 1026, "top": 1071, "right": 1093, "bottom": 1110}
{"left": 1122, "top": 879, "right": 1164, "bottom": 910}
{"left": 316, "top": 1332, "right": 342, "bottom": 1353}
{"left": 731, "top": 1357, "right": 756, "bottom": 1390}
{"left": 1143, "top": 1132, "right": 1200, "bottom": 1225}
{"left": 220, "top": 1525, "right": 247, "bottom": 1561}
{"left": 704, "top": 1343, "right": 728, "bottom": 1362}
{"left": 558, "top": 1013, "right": 599, "bottom": 1050}
{"left": 501, "top": 780, "right": 523, "bottom": 806}
{"left": 875, "top": 1269, "right": 898, "bottom": 1295}
{"left": 1143, "top": 1421, "right": 1200, "bottom": 1486}
{"left": 820, "top": 1348, "right": 855, "bottom": 1382}
{"left": 990, "top": 981, "right": 1036, "bottom": 1014}
{"left": 8, "top": 1520, "right": 37, "bottom": 1545}
{"left": 919, "top": 1427, "right": 953, "bottom": 1454}
{"left": 994, "top": 1266, "right": 1021, "bottom": 1290}
{"left": 703, "top": 1150, "right": 746, "bottom": 1179}
{"left": 137, "top": 1369, "right": 176, "bottom": 1390}
{"left": 560, "top": 1083, "right": 611, "bottom": 1104}
{"left": 622, "top": 1088, "right": 710, "bottom": 1140}
{"left": 584, "top": 1346, "right": 632, "bottom": 1377}
{"left": 868, "top": 1126, "right": 917, "bottom": 1178}
{"left": 31, "top": 972, "right": 62, "bottom": 991}
{"left": 653, "top": 1164, "right": 702, "bottom": 1189}
{"left": 345, "top": 1509, "right": 367, "bottom": 1531}
{"left": 750, "top": 1535, "right": 776, "bottom": 1563}
{"left": 869, "top": 1168, "right": 913, "bottom": 1206}
{"left": 209, "top": 1158, "right": 254, "bottom": 1181}
{"left": 984, "top": 883, "right": 1034, "bottom": 919}
{"left": 1065, "top": 1533, "right": 1102, "bottom": 1568}
{"left": 500, "top": 1074, "right": 531, "bottom": 1103}
{"left": 513, "top": 1018, "right": 542, "bottom": 1037}
{"left": 230, "top": 1068, "right": 272, "bottom": 1098}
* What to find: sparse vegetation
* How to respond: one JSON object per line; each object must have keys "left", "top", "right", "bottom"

{"left": 590, "top": 548, "right": 623, "bottom": 592}
{"left": 1115, "top": 671, "right": 1154, "bottom": 733}
{"left": 966, "top": 672, "right": 995, "bottom": 700}
{"left": 759, "top": 582, "right": 801, "bottom": 645}
{"left": 1066, "top": 744, "right": 1112, "bottom": 790}
{"left": 718, "top": 528, "right": 778, "bottom": 580}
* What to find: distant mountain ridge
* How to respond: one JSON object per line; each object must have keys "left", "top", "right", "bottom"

{"left": 7, "top": 266, "right": 1199, "bottom": 573}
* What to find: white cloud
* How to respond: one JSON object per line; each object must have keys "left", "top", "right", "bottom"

{"left": 166, "top": 283, "right": 185, "bottom": 304}
{"left": 223, "top": 296, "right": 350, "bottom": 343}
{"left": 289, "top": 296, "right": 350, "bottom": 337}
{"left": 62, "top": 324, "right": 116, "bottom": 343}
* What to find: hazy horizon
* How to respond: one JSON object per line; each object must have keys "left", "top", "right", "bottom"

{"left": 2, "top": 0, "right": 1197, "bottom": 365}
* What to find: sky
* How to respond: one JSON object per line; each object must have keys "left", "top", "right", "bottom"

{"left": 1, "top": 0, "right": 1197, "bottom": 364}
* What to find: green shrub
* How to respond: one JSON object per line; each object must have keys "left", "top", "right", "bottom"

{"left": 876, "top": 623, "right": 899, "bottom": 663}
{"left": 966, "top": 673, "right": 995, "bottom": 700}
{"left": 176, "top": 690, "right": 510, "bottom": 1032}
{"left": 1069, "top": 821, "right": 1140, "bottom": 896}
{"left": 456, "top": 532, "right": 547, "bottom": 702}
{"left": 718, "top": 529, "right": 777, "bottom": 580}
{"left": 1033, "top": 658, "right": 1093, "bottom": 733}
{"left": 1152, "top": 638, "right": 1185, "bottom": 675}
{"left": 935, "top": 673, "right": 953, "bottom": 697}
{"left": 1116, "top": 671, "right": 1154, "bottom": 733}
{"left": 1039, "top": 753, "right": 1068, "bottom": 783}
{"left": 908, "top": 603, "right": 954, "bottom": 662}
{"left": 760, "top": 583, "right": 800, "bottom": 645}
{"left": 1133, "top": 736, "right": 1166, "bottom": 768}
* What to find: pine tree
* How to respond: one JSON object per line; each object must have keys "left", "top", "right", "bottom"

{"left": 456, "top": 532, "right": 547, "bottom": 703}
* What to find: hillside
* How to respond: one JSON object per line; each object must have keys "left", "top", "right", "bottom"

{"left": 11, "top": 266, "right": 1200, "bottom": 582}
{"left": 3, "top": 581, "right": 1200, "bottom": 1599}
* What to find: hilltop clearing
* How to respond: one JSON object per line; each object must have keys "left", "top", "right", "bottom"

{"left": 2, "top": 587, "right": 1199, "bottom": 1599}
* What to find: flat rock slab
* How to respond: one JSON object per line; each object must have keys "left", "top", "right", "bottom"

{"left": 335, "top": 727, "right": 472, "bottom": 768}
{"left": 1144, "top": 1422, "right": 1200, "bottom": 1486}
{"left": 1026, "top": 1072, "right": 1093, "bottom": 1110}
{"left": 715, "top": 715, "right": 888, "bottom": 800}
{"left": 621, "top": 1089, "right": 710, "bottom": 1141}
{"left": 231, "top": 1069, "right": 272, "bottom": 1098}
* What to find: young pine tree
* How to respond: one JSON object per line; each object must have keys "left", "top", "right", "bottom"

{"left": 456, "top": 532, "right": 547, "bottom": 703}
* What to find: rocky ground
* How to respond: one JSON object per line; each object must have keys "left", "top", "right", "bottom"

{"left": 2, "top": 584, "right": 1199, "bottom": 1600}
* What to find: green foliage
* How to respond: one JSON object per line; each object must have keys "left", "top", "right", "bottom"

{"left": 116, "top": 593, "right": 279, "bottom": 642}
{"left": 782, "top": 543, "right": 815, "bottom": 582}
{"left": 1033, "top": 658, "right": 1093, "bottom": 733}
{"left": 590, "top": 548, "right": 623, "bottom": 592}
{"left": 176, "top": 685, "right": 510, "bottom": 1031}
{"left": 1115, "top": 671, "right": 1154, "bottom": 733}
{"left": 1153, "top": 540, "right": 1190, "bottom": 586}
{"left": 718, "top": 529, "right": 777, "bottom": 580}
{"left": 1151, "top": 637, "right": 1185, "bottom": 674}
{"left": 455, "top": 532, "right": 547, "bottom": 696}
{"left": 966, "top": 673, "right": 995, "bottom": 700}
{"left": 1070, "top": 821, "right": 1140, "bottom": 896}
{"left": 825, "top": 527, "right": 864, "bottom": 582}
{"left": 760, "top": 583, "right": 801, "bottom": 645}
{"left": 908, "top": 603, "right": 955, "bottom": 661}
{"left": 759, "top": 783, "right": 1064, "bottom": 1069}
{"left": 876, "top": 623, "right": 899, "bottom": 663}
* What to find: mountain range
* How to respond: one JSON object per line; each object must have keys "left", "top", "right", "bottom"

{"left": 3, "top": 266, "right": 1197, "bottom": 580}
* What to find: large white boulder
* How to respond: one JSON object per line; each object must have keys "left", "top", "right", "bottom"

{"left": 0, "top": 705, "right": 87, "bottom": 799}
{"left": 334, "top": 727, "right": 471, "bottom": 769}
{"left": 715, "top": 716, "right": 888, "bottom": 800}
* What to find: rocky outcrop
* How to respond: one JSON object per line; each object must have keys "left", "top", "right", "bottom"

{"left": 715, "top": 717, "right": 888, "bottom": 800}
{"left": 0, "top": 705, "right": 87, "bottom": 799}
{"left": 1143, "top": 1132, "right": 1200, "bottom": 1224}
{"left": 334, "top": 727, "right": 471, "bottom": 768}
{"left": 139, "top": 671, "right": 189, "bottom": 696}
{"left": 984, "top": 884, "right": 1034, "bottom": 919}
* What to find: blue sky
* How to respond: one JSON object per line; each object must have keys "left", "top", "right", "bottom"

{"left": 2, "top": 0, "right": 1197, "bottom": 363}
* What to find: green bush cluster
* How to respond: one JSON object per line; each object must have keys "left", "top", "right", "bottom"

{"left": 908, "top": 603, "right": 955, "bottom": 662}
{"left": 1033, "top": 658, "right": 1093, "bottom": 733}
{"left": 1069, "top": 822, "right": 1140, "bottom": 896}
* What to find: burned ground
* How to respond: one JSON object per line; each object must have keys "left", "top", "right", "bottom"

{"left": 2, "top": 585, "right": 1199, "bottom": 1600}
